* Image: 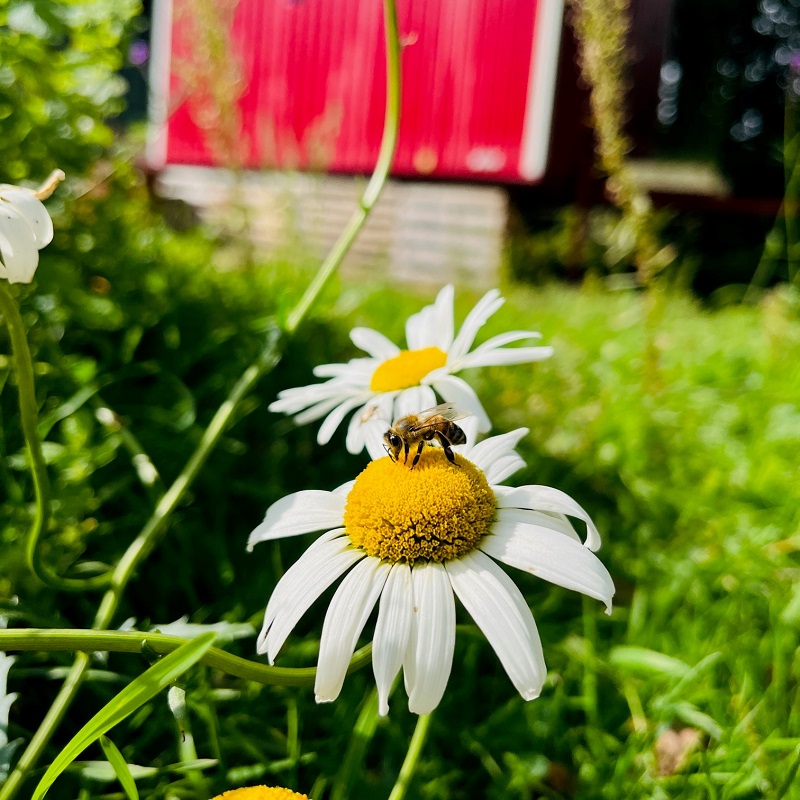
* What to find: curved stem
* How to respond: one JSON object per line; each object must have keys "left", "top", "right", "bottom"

{"left": 387, "top": 712, "right": 433, "bottom": 800}
{"left": 3, "top": 2, "right": 402, "bottom": 796}
{"left": 0, "top": 283, "right": 110, "bottom": 592}
{"left": 0, "top": 629, "right": 372, "bottom": 687}
{"left": 285, "top": 0, "right": 401, "bottom": 334}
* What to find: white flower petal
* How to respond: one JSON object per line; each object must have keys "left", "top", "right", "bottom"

{"left": 430, "top": 375, "right": 491, "bottom": 432}
{"left": 333, "top": 479, "right": 356, "bottom": 497}
{"left": 458, "top": 345, "right": 555, "bottom": 369}
{"left": 465, "top": 428, "right": 529, "bottom": 473}
{"left": 446, "top": 550, "right": 546, "bottom": 700}
{"left": 431, "top": 284, "right": 455, "bottom": 351}
{"left": 494, "top": 486, "right": 602, "bottom": 551}
{"left": 294, "top": 394, "right": 358, "bottom": 426}
{"left": 447, "top": 289, "right": 504, "bottom": 365}
{"left": 269, "top": 383, "right": 348, "bottom": 415}
{"left": 0, "top": 187, "right": 53, "bottom": 247}
{"left": 346, "top": 394, "right": 395, "bottom": 455}
{"left": 485, "top": 454, "right": 527, "bottom": 484}
{"left": 496, "top": 507, "right": 582, "bottom": 542}
{"left": 405, "top": 302, "right": 438, "bottom": 351}
{"left": 351, "top": 327, "right": 401, "bottom": 360}
{"left": 394, "top": 385, "right": 437, "bottom": 419}
{"left": 315, "top": 557, "right": 390, "bottom": 703}
{"left": 373, "top": 563, "right": 413, "bottom": 715}
{"left": 258, "top": 530, "right": 364, "bottom": 662}
{"left": 314, "top": 358, "right": 377, "bottom": 380}
{"left": 317, "top": 396, "right": 372, "bottom": 445}
{"left": 364, "top": 420, "right": 392, "bottom": 461}
{"left": 404, "top": 562, "right": 456, "bottom": 715}
{"left": 247, "top": 491, "right": 346, "bottom": 550}
{"left": 0, "top": 206, "right": 39, "bottom": 284}
{"left": 482, "top": 520, "right": 615, "bottom": 611}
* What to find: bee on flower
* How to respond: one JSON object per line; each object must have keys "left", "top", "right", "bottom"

{"left": 248, "top": 417, "right": 614, "bottom": 716}
{"left": 269, "top": 285, "right": 553, "bottom": 458}
{"left": 0, "top": 170, "right": 64, "bottom": 284}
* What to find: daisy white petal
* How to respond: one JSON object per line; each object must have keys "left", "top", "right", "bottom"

{"left": 294, "top": 394, "right": 359, "bottom": 426}
{"left": 269, "top": 384, "right": 345, "bottom": 414}
{"left": 495, "top": 486, "right": 602, "bottom": 551}
{"left": 350, "top": 327, "right": 401, "bottom": 360}
{"left": 333, "top": 479, "right": 356, "bottom": 497}
{"left": 447, "top": 289, "right": 504, "bottom": 365}
{"left": 363, "top": 420, "right": 391, "bottom": 460}
{"left": 431, "top": 284, "right": 455, "bottom": 351}
{"left": 496, "top": 507, "right": 582, "bottom": 542}
{"left": 482, "top": 520, "right": 614, "bottom": 611}
{"left": 429, "top": 374, "right": 491, "bottom": 432}
{"left": 447, "top": 550, "right": 546, "bottom": 700}
{"left": 466, "top": 427, "right": 529, "bottom": 472}
{"left": 247, "top": 491, "right": 345, "bottom": 550}
{"left": 315, "top": 558, "right": 391, "bottom": 703}
{"left": 458, "top": 345, "right": 555, "bottom": 369}
{"left": 1, "top": 187, "right": 54, "bottom": 247}
{"left": 373, "top": 563, "right": 413, "bottom": 716}
{"left": 258, "top": 530, "right": 364, "bottom": 662}
{"left": 318, "top": 396, "right": 373, "bottom": 445}
{"left": 484, "top": 454, "right": 527, "bottom": 484}
{"left": 404, "top": 562, "right": 456, "bottom": 715}
{"left": 0, "top": 206, "right": 39, "bottom": 284}
{"left": 394, "top": 385, "right": 437, "bottom": 419}
{"left": 314, "top": 359, "right": 377, "bottom": 380}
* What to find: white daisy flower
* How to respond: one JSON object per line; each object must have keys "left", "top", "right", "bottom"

{"left": 247, "top": 421, "right": 614, "bottom": 716}
{"left": 0, "top": 170, "right": 64, "bottom": 284}
{"left": 269, "top": 285, "right": 553, "bottom": 458}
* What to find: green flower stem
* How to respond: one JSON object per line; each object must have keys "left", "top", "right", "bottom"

{"left": 387, "top": 712, "right": 433, "bottom": 800}
{"left": 285, "top": 0, "right": 401, "bottom": 334}
{"left": 1, "top": 1, "right": 402, "bottom": 795}
{"left": 0, "top": 283, "right": 110, "bottom": 592}
{"left": 0, "top": 627, "right": 372, "bottom": 687}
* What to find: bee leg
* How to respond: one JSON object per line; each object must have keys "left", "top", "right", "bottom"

{"left": 403, "top": 439, "right": 410, "bottom": 464}
{"left": 436, "top": 431, "right": 459, "bottom": 466}
{"left": 411, "top": 440, "right": 425, "bottom": 468}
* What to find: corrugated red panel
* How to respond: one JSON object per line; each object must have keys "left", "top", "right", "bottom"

{"left": 150, "top": 0, "right": 563, "bottom": 183}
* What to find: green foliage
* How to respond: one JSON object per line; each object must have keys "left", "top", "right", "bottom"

{"left": 0, "top": 0, "right": 140, "bottom": 182}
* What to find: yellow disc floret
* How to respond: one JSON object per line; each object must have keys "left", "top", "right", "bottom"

{"left": 344, "top": 449, "right": 495, "bottom": 564}
{"left": 369, "top": 346, "right": 447, "bottom": 392}
{"left": 211, "top": 787, "right": 310, "bottom": 800}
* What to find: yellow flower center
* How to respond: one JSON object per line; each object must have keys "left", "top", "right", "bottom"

{"left": 344, "top": 449, "right": 495, "bottom": 564}
{"left": 369, "top": 346, "right": 447, "bottom": 392}
{"left": 211, "top": 787, "right": 310, "bottom": 800}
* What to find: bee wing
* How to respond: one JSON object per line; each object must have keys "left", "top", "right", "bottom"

{"left": 408, "top": 402, "right": 471, "bottom": 431}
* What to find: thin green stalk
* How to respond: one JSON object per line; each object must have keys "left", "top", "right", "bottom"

{"left": 1, "top": 1, "right": 402, "bottom": 795}
{"left": 0, "top": 629, "right": 372, "bottom": 687}
{"left": 387, "top": 712, "right": 433, "bottom": 800}
{"left": 0, "top": 283, "right": 110, "bottom": 592}
{"left": 285, "top": 0, "right": 400, "bottom": 334}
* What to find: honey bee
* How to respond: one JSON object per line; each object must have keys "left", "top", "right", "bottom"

{"left": 383, "top": 403, "right": 469, "bottom": 468}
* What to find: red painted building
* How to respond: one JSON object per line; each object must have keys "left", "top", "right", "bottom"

{"left": 148, "top": 0, "right": 566, "bottom": 184}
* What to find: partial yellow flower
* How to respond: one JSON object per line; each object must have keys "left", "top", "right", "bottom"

{"left": 211, "top": 787, "right": 310, "bottom": 800}
{"left": 0, "top": 170, "right": 64, "bottom": 284}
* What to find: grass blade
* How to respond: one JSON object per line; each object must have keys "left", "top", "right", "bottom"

{"left": 31, "top": 632, "right": 215, "bottom": 800}
{"left": 99, "top": 736, "right": 139, "bottom": 800}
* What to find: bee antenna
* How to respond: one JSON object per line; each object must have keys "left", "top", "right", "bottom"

{"left": 383, "top": 444, "right": 395, "bottom": 462}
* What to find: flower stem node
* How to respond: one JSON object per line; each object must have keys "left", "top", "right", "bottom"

{"left": 345, "top": 451, "right": 495, "bottom": 563}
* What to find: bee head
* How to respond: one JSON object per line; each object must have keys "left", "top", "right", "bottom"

{"left": 383, "top": 429, "right": 403, "bottom": 462}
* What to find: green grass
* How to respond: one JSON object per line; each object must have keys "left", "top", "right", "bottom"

{"left": 3, "top": 269, "right": 799, "bottom": 799}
